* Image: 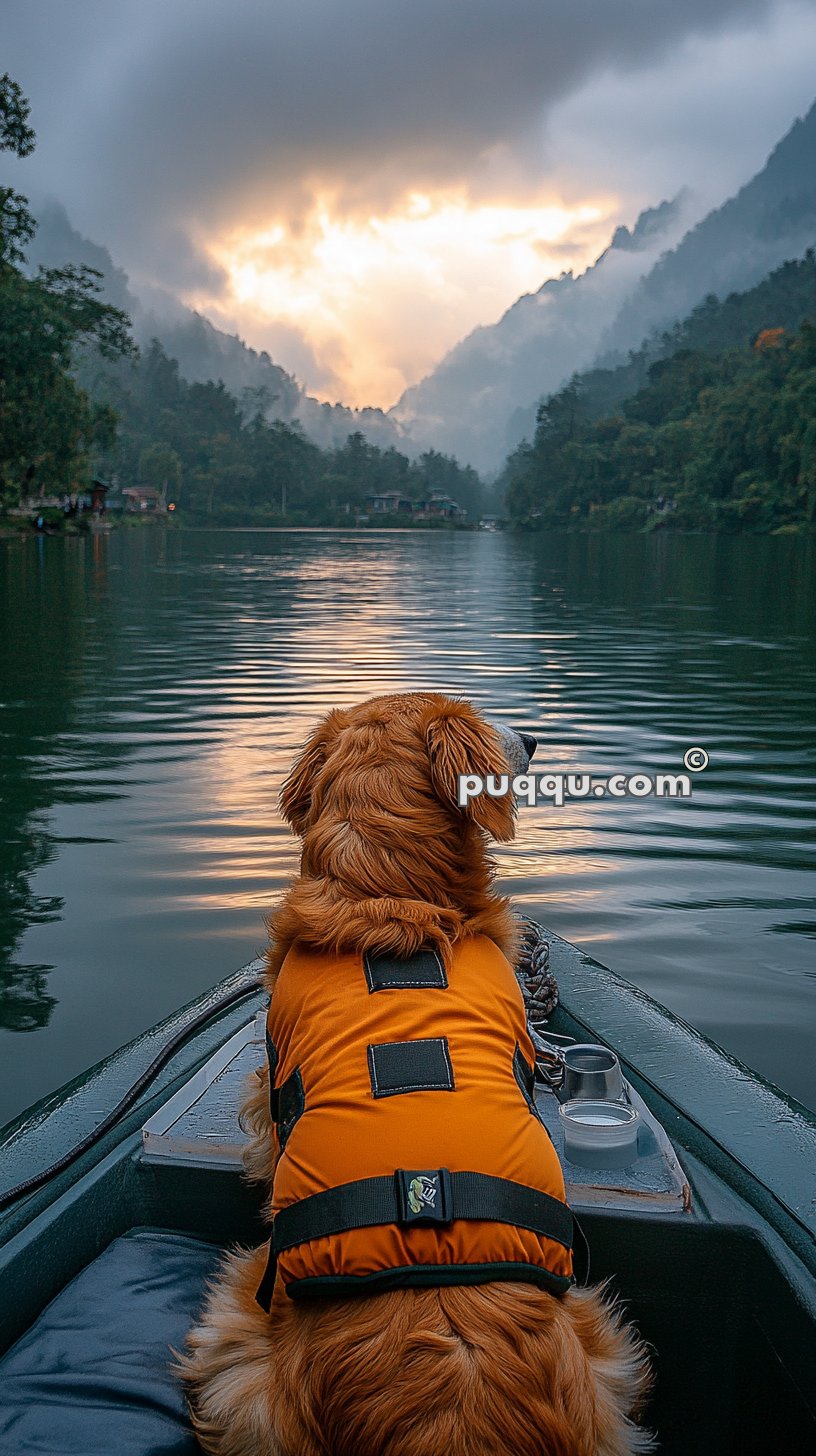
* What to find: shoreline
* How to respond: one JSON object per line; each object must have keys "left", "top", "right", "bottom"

{"left": 2, "top": 515, "right": 813, "bottom": 539}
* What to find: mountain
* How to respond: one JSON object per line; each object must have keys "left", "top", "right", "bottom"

{"left": 391, "top": 97, "right": 816, "bottom": 477}
{"left": 22, "top": 198, "right": 138, "bottom": 317}
{"left": 143, "top": 306, "right": 401, "bottom": 451}
{"left": 596, "top": 99, "right": 816, "bottom": 369}
{"left": 388, "top": 195, "right": 695, "bottom": 475}
{"left": 23, "top": 201, "right": 403, "bottom": 454}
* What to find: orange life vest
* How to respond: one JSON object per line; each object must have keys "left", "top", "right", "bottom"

{"left": 256, "top": 935, "right": 575, "bottom": 1305}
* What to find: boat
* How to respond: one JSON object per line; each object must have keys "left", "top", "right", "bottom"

{"left": 0, "top": 927, "right": 814, "bottom": 1453}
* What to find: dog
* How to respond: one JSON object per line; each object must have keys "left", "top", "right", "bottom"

{"left": 179, "top": 692, "right": 652, "bottom": 1455}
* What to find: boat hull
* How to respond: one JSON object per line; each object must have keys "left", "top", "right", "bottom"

{"left": 1, "top": 936, "right": 814, "bottom": 1450}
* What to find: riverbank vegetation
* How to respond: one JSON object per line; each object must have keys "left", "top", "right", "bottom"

{"left": 76, "top": 341, "right": 483, "bottom": 525}
{"left": 0, "top": 75, "right": 135, "bottom": 510}
{"left": 502, "top": 253, "right": 816, "bottom": 533}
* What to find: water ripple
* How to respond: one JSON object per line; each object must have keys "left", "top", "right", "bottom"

{"left": 0, "top": 527, "right": 814, "bottom": 1122}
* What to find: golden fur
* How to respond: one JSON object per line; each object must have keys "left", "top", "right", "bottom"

{"left": 178, "top": 692, "right": 653, "bottom": 1454}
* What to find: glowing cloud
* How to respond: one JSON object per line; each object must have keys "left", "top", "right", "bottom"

{"left": 193, "top": 193, "right": 613, "bottom": 408}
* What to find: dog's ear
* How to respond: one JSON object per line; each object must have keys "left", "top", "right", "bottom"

{"left": 279, "top": 709, "right": 348, "bottom": 835}
{"left": 425, "top": 700, "right": 516, "bottom": 842}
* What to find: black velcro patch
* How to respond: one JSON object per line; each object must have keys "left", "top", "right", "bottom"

{"left": 513, "top": 1042, "right": 535, "bottom": 1107}
{"left": 367, "top": 1037, "right": 455, "bottom": 1098}
{"left": 274, "top": 1066, "right": 305, "bottom": 1150}
{"left": 363, "top": 947, "right": 448, "bottom": 992}
{"left": 513, "top": 1043, "right": 545, "bottom": 1126}
{"left": 265, "top": 1032, "right": 279, "bottom": 1119}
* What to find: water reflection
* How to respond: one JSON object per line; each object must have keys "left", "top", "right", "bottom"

{"left": 0, "top": 527, "right": 814, "bottom": 1123}
{"left": 0, "top": 539, "right": 93, "bottom": 1031}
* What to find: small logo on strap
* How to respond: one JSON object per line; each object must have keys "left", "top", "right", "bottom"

{"left": 407, "top": 1174, "right": 438, "bottom": 1214}
{"left": 396, "top": 1166, "right": 452, "bottom": 1224}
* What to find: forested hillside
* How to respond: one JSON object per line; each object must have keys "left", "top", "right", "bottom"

{"left": 558, "top": 252, "right": 816, "bottom": 423}
{"left": 78, "top": 341, "right": 483, "bottom": 524}
{"left": 503, "top": 251, "right": 816, "bottom": 532}
{"left": 25, "top": 200, "right": 403, "bottom": 456}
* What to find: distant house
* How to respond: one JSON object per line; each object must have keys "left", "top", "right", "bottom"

{"left": 91, "top": 477, "right": 110, "bottom": 513}
{"left": 122, "top": 485, "right": 166, "bottom": 514}
{"left": 363, "top": 489, "right": 466, "bottom": 521}
{"left": 366, "top": 491, "right": 414, "bottom": 515}
{"left": 413, "top": 492, "right": 465, "bottom": 521}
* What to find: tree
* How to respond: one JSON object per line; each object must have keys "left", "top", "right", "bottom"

{"left": 0, "top": 71, "right": 36, "bottom": 267}
{"left": 0, "top": 74, "right": 134, "bottom": 505}
{"left": 138, "top": 443, "right": 182, "bottom": 504}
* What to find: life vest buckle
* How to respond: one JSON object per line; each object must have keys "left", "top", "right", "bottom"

{"left": 395, "top": 1167, "right": 452, "bottom": 1225}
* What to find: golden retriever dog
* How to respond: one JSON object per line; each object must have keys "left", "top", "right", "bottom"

{"left": 179, "top": 692, "right": 652, "bottom": 1455}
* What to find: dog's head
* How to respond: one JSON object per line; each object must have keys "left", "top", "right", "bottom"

{"left": 280, "top": 692, "right": 535, "bottom": 852}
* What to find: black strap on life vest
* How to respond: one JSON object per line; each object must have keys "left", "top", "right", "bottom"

{"left": 255, "top": 1167, "right": 576, "bottom": 1311}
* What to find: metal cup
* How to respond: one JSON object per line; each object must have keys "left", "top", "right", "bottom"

{"left": 562, "top": 1044, "right": 624, "bottom": 1102}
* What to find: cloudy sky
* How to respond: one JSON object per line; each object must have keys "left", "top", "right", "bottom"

{"left": 3, "top": 0, "right": 816, "bottom": 408}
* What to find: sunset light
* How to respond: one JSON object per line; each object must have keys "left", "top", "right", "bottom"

{"left": 198, "top": 193, "right": 612, "bottom": 408}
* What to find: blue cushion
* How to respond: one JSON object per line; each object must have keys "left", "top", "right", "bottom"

{"left": 0, "top": 1228, "right": 222, "bottom": 1455}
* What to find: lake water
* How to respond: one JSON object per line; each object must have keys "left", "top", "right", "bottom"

{"left": 1, "top": 526, "right": 814, "bottom": 1127}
